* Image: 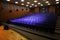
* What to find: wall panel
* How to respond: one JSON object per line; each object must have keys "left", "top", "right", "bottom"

{"left": 0, "top": 2, "right": 30, "bottom": 22}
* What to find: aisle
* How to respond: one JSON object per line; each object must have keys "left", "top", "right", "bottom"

{"left": 0, "top": 25, "right": 27, "bottom": 40}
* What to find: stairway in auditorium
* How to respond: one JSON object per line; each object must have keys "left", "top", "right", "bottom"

{"left": 55, "top": 16, "right": 60, "bottom": 34}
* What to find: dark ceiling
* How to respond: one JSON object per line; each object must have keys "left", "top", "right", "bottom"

{"left": 1, "top": 0, "right": 60, "bottom": 7}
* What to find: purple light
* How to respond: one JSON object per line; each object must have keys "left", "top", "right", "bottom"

{"left": 10, "top": 13, "right": 47, "bottom": 25}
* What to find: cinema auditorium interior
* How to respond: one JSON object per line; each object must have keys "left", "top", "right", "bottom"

{"left": 0, "top": 0, "right": 60, "bottom": 40}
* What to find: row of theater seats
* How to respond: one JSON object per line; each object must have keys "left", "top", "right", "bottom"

{"left": 22, "top": 24, "right": 55, "bottom": 33}
{"left": 0, "top": 23, "right": 9, "bottom": 30}
{"left": 19, "top": 24, "right": 53, "bottom": 33}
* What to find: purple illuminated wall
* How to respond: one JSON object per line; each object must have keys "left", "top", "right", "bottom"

{"left": 10, "top": 13, "right": 48, "bottom": 25}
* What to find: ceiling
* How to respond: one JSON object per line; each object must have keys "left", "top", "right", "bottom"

{"left": 1, "top": 0, "right": 60, "bottom": 8}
